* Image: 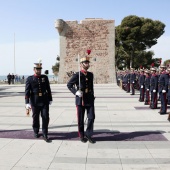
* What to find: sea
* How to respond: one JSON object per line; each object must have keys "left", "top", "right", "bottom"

{"left": 0, "top": 75, "right": 58, "bottom": 82}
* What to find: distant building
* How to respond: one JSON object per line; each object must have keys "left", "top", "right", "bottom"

{"left": 55, "top": 18, "right": 116, "bottom": 83}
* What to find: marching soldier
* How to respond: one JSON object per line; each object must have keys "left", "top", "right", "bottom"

{"left": 158, "top": 65, "right": 169, "bottom": 115}
{"left": 67, "top": 51, "right": 96, "bottom": 144}
{"left": 25, "top": 61, "right": 53, "bottom": 142}
{"left": 139, "top": 69, "right": 145, "bottom": 102}
{"left": 144, "top": 70, "right": 151, "bottom": 105}
{"left": 130, "top": 68, "right": 136, "bottom": 95}
{"left": 150, "top": 68, "right": 158, "bottom": 109}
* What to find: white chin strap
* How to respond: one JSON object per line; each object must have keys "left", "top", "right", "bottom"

{"left": 82, "top": 63, "right": 89, "bottom": 70}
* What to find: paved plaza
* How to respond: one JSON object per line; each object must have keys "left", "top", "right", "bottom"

{"left": 0, "top": 83, "right": 170, "bottom": 170}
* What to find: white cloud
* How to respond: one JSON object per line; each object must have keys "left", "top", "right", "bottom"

{"left": 0, "top": 39, "right": 59, "bottom": 76}
{"left": 150, "top": 35, "right": 170, "bottom": 62}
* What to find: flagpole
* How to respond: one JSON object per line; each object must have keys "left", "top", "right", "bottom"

{"left": 14, "top": 33, "right": 16, "bottom": 74}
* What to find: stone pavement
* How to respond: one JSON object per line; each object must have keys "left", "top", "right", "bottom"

{"left": 0, "top": 83, "right": 170, "bottom": 170}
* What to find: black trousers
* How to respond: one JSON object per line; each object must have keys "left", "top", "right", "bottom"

{"left": 139, "top": 87, "right": 145, "bottom": 101}
{"left": 145, "top": 90, "right": 150, "bottom": 104}
{"left": 131, "top": 83, "right": 135, "bottom": 94}
{"left": 76, "top": 105, "right": 95, "bottom": 138}
{"left": 159, "top": 92, "right": 167, "bottom": 113}
{"left": 31, "top": 104, "right": 49, "bottom": 135}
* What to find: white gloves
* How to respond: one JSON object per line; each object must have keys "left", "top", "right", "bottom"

{"left": 25, "top": 104, "right": 31, "bottom": 109}
{"left": 49, "top": 101, "right": 52, "bottom": 105}
{"left": 132, "top": 81, "right": 134, "bottom": 83}
{"left": 141, "top": 85, "right": 143, "bottom": 88}
{"left": 153, "top": 89, "right": 156, "bottom": 93}
{"left": 162, "top": 90, "right": 166, "bottom": 93}
{"left": 147, "top": 89, "right": 149, "bottom": 91}
{"left": 76, "top": 90, "right": 83, "bottom": 97}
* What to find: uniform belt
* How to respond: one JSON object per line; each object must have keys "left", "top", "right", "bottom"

{"left": 84, "top": 89, "right": 91, "bottom": 93}
{"left": 33, "top": 92, "right": 46, "bottom": 96}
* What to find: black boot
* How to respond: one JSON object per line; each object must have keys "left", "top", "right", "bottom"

{"left": 85, "top": 135, "right": 96, "bottom": 144}
{"left": 80, "top": 137, "right": 88, "bottom": 143}
{"left": 43, "top": 135, "right": 51, "bottom": 143}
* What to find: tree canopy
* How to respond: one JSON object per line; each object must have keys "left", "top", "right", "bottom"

{"left": 115, "top": 15, "right": 165, "bottom": 69}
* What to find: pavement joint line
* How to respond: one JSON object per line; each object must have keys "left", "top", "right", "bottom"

{"left": 10, "top": 141, "right": 36, "bottom": 170}
{"left": 1, "top": 84, "right": 170, "bottom": 169}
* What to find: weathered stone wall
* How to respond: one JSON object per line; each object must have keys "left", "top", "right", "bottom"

{"left": 55, "top": 18, "right": 116, "bottom": 84}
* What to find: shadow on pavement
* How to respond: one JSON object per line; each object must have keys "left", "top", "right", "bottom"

{"left": 0, "top": 129, "right": 167, "bottom": 141}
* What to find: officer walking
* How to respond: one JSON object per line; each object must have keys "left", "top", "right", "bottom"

{"left": 25, "top": 61, "right": 52, "bottom": 142}
{"left": 67, "top": 50, "right": 96, "bottom": 144}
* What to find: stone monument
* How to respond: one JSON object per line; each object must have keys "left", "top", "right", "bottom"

{"left": 55, "top": 18, "right": 116, "bottom": 84}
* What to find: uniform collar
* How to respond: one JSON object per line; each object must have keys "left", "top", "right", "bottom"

{"left": 161, "top": 70, "right": 167, "bottom": 74}
{"left": 34, "top": 74, "right": 41, "bottom": 78}
{"left": 81, "top": 70, "right": 87, "bottom": 75}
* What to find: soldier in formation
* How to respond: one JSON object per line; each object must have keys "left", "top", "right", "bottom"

{"left": 117, "top": 64, "right": 170, "bottom": 121}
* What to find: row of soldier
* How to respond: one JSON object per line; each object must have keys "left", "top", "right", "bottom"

{"left": 117, "top": 65, "right": 170, "bottom": 120}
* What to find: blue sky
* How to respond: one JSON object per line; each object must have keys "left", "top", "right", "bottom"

{"left": 0, "top": 0, "right": 170, "bottom": 75}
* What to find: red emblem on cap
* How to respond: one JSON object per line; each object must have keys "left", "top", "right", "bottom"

{"left": 87, "top": 49, "right": 91, "bottom": 55}
{"left": 151, "top": 63, "right": 154, "bottom": 67}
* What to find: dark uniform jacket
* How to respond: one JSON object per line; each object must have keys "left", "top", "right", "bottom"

{"left": 150, "top": 74, "right": 158, "bottom": 91}
{"left": 139, "top": 74, "right": 145, "bottom": 87}
{"left": 130, "top": 73, "right": 136, "bottom": 84}
{"left": 123, "top": 74, "right": 128, "bottom": 83}
{"left": 67, "top": 71, "right": 95, "bottom": 106}
{"left": 158, "top": 71, "right": 169, "bottom": 93}
{"left": 25, "top": 74, "right": 52, "bottom": 106}
{"left": 144, "top": 76, "right": 151, "bottom": 90}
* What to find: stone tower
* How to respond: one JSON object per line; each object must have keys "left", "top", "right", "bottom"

{"left": 55, "top": 18, "right": 116, "bottom": 84}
